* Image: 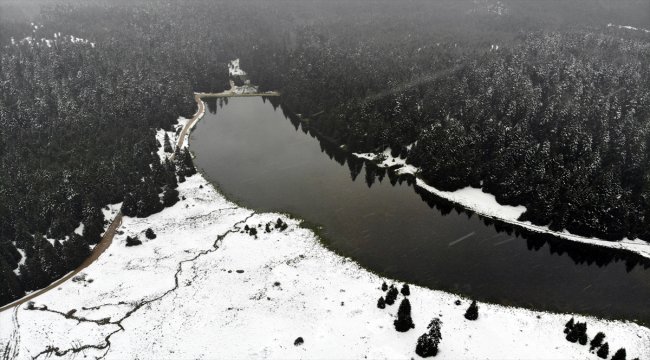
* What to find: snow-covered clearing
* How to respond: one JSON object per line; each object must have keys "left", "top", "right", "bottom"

{"left": 1, "top": 116, "right": 648, "bottom": 359}
{"left": 353, "top": 148, "right": 650, "bottom": 260}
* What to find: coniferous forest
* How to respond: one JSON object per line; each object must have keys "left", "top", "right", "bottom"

{"left": 1, "top": 0, "right": 649, "bottom": 305}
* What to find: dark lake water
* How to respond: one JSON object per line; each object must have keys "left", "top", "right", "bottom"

{"left": 191, "top": 96, "right": 650, "bottom": 325}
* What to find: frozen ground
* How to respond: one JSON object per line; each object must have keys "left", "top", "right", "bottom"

{"left": 1, "top": 119, "right": 648, "bottom": 359}
{"left": 353, "top": 148, "right": 650, "bottom": 259}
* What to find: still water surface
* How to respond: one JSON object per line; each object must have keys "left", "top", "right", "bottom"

{"left": 191, "top": 97, "right": 650, "bottom": 324}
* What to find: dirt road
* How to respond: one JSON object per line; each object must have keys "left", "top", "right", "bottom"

{"left": 0, "top": 95, "right": 206, "bottom": 313}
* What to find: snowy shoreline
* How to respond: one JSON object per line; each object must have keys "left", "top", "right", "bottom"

{"left": 353, "top": 149, "right": 650, "bottom": 260}
{"left": 2, "top": 113, "right": 649, "bottom": 359}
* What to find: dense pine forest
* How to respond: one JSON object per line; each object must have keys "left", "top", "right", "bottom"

{"left": 1, "top": 0, "right": 649, "bottom": 305}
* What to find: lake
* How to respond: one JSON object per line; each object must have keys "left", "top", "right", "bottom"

{"left": 191, "top": 96, "right": 650, "bottom": 324}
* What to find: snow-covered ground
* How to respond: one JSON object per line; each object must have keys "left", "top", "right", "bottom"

{"left": 607, "top": 23, "right": 650, "bottom": 34}
{"left": 1, "top": 118, "right": 648, "bottom": 359}
{"left": 228, "top": 58, "right": 247, "bottom": 76}
{"left": 9, "top": 23, "right": 96, "bottom": 48}
{"left": 353, "top": 148, "right": 650, "bottom": 260}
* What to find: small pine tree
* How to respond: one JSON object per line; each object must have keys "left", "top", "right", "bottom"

{"left": 136, "top": 180, "right": 163, "bottom": 218}
{"left": 381, "top": 282, "right": 388, "bottom": 291}
{"left": 162, "top": 186, "right": 180, "bottom": 207}
{"left": 82, "top": 206, "right": 105, "bottom": 245}
{"left": 385, "top": 286, "right": 399, "bottom": 305}
{"left": 176, "top": 148, "right": 197, "bottom": 177}
{"left": 125, "top": 236, "right": 142, "bottom": 247}
{"left": 145, "top": 228, "right": 156, "bottom": 239}
{"left": 564, "top": 317, "right": 575, "bottom": 334}
{"left": 415, "top": 318, "right": 442, "bottom": 358}
{"left": 416, "top": 333, "right": 437, "bottom": 358}
{"left": 0, "top": 256, "right": 25, "bottom": 304}
{"left": 163, "top": 159, "right": 178, "bottom": 189}
{"left": 63, "top": 234, "right": 91, "bottom": 270}
{"left": 597, "top": 343, "right": 609, "bottom": 359}
{"left": 377, "top": 296, "right": 386, "bottom": 309}
{"left": 163, "top": 133, "right": 173, "bottom": 153}
{"left": 401, "top": 284, "right": 410, "bottom": 296}
{"left": 566, "top": 327, "right": 578, "bottom": 343}
{"left": 394, "top": 298, "right": 415, "bottom": 332}
{"left": 121, "top": 192, "right": 138, "bottom": 217}
{"left": 590, "top": 332, "right": 605, "bottom": 351}
{"left": 464, "top": 300, "right": 479, "bottom": 321}
{"left": 611, "top": 348, "right": 626, "bottom": 360}
{"left": 575, "top": 322, "right": 588, "bottom": 345}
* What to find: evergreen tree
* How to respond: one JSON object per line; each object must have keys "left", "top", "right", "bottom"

{"left": 415, "top": 318, "right": 442, "bottom": 358}
{"left": 576, "top": 322, "right": 588, "bottom": 345}
{"left": 53, "top": 239, "right": 64, "bottom": 261}
{"left": 597, "top": 343, "right": 609, "bottom": 359}
{"left": 126, "top": 236, "right": 142, "bottom": 247}
{"left": 136, "top": 180, "right": 163, "bottom": 218}
{"left": 151, "top": 158, "right": 168, "bottom": 189}
{"left": 566, "top": 321, "right": 587, "bottom": 344}
{"left": 22, "top": 257, "right": 50, "bottom": 291}
{"left": 0, "top": 241, "right": 21, "bottom": 269}
{"left": 464, "top": 300, "right": 479, "bottom": 321}
{"left": 14, "top": 224, "right": 31, "bottom": 250}
{"left": 34, "top": 236, "right": 65, "bottom": 280}
{"left": 385, "top": 286, "right": 399, "bottom": 305}
{"left": 590, "top": 332, "right": 605, "bottom": 351}
{"left": 18, "top": 264, "right": 34, "bottom": 292}
{"left": 82, "top": 206, "right": 105, "bottom": 245}
{"left": 121, "top": 192, "right": 138, "bottom": 217}
{"left": 394, "top": 298, "right": 415, "bottom": 332}
{"left": 63, "top": 234, "right": 91, "bottom": 270}
{"left": 401, "top": 284, "right": 410, "bottom": 296}
{"left": 564, "top": 318, "right": 575, "bottom": 334}
{"left": 162, "top": 186, "right": 180, "bottom": 207}
{"left": 164, "top": 159, "right": 179, "bottom": 189}
{"left": 145, "top": 228, "right": 157, "bottom": 239}
{"left": 611, "top": 348, "right": 626, "bottom": 360}
{"left": 163, "top": 133, "right": 173, "bottom": 153}
{"left": 377, "top": 296, "right": 386, "bottom": 309}
{"left": 181, "top": 149, "right": 197, "bottom": 177}
{"left": 0, "top": 256, "right": 24, "bottom": 304}
{"left": 381, "top": 282, "right": 388, "bottom": 291}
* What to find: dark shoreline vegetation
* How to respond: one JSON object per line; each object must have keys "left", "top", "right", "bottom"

{"left": 1, "top": 0, "right": 649, "bottom": 308}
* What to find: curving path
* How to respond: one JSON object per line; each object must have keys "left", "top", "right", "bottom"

{"left": 0, "top": 95, "right": 207, "bottom": 314}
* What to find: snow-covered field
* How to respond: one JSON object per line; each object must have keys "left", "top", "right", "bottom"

{"left": 1, "top": 117, "right": 649, "bottom": 359}
{"left": 353, "top": 149, "right": 650, "bottom": 260}
{"left": 2, "top": 171, "right": 648, "bottom": 359}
